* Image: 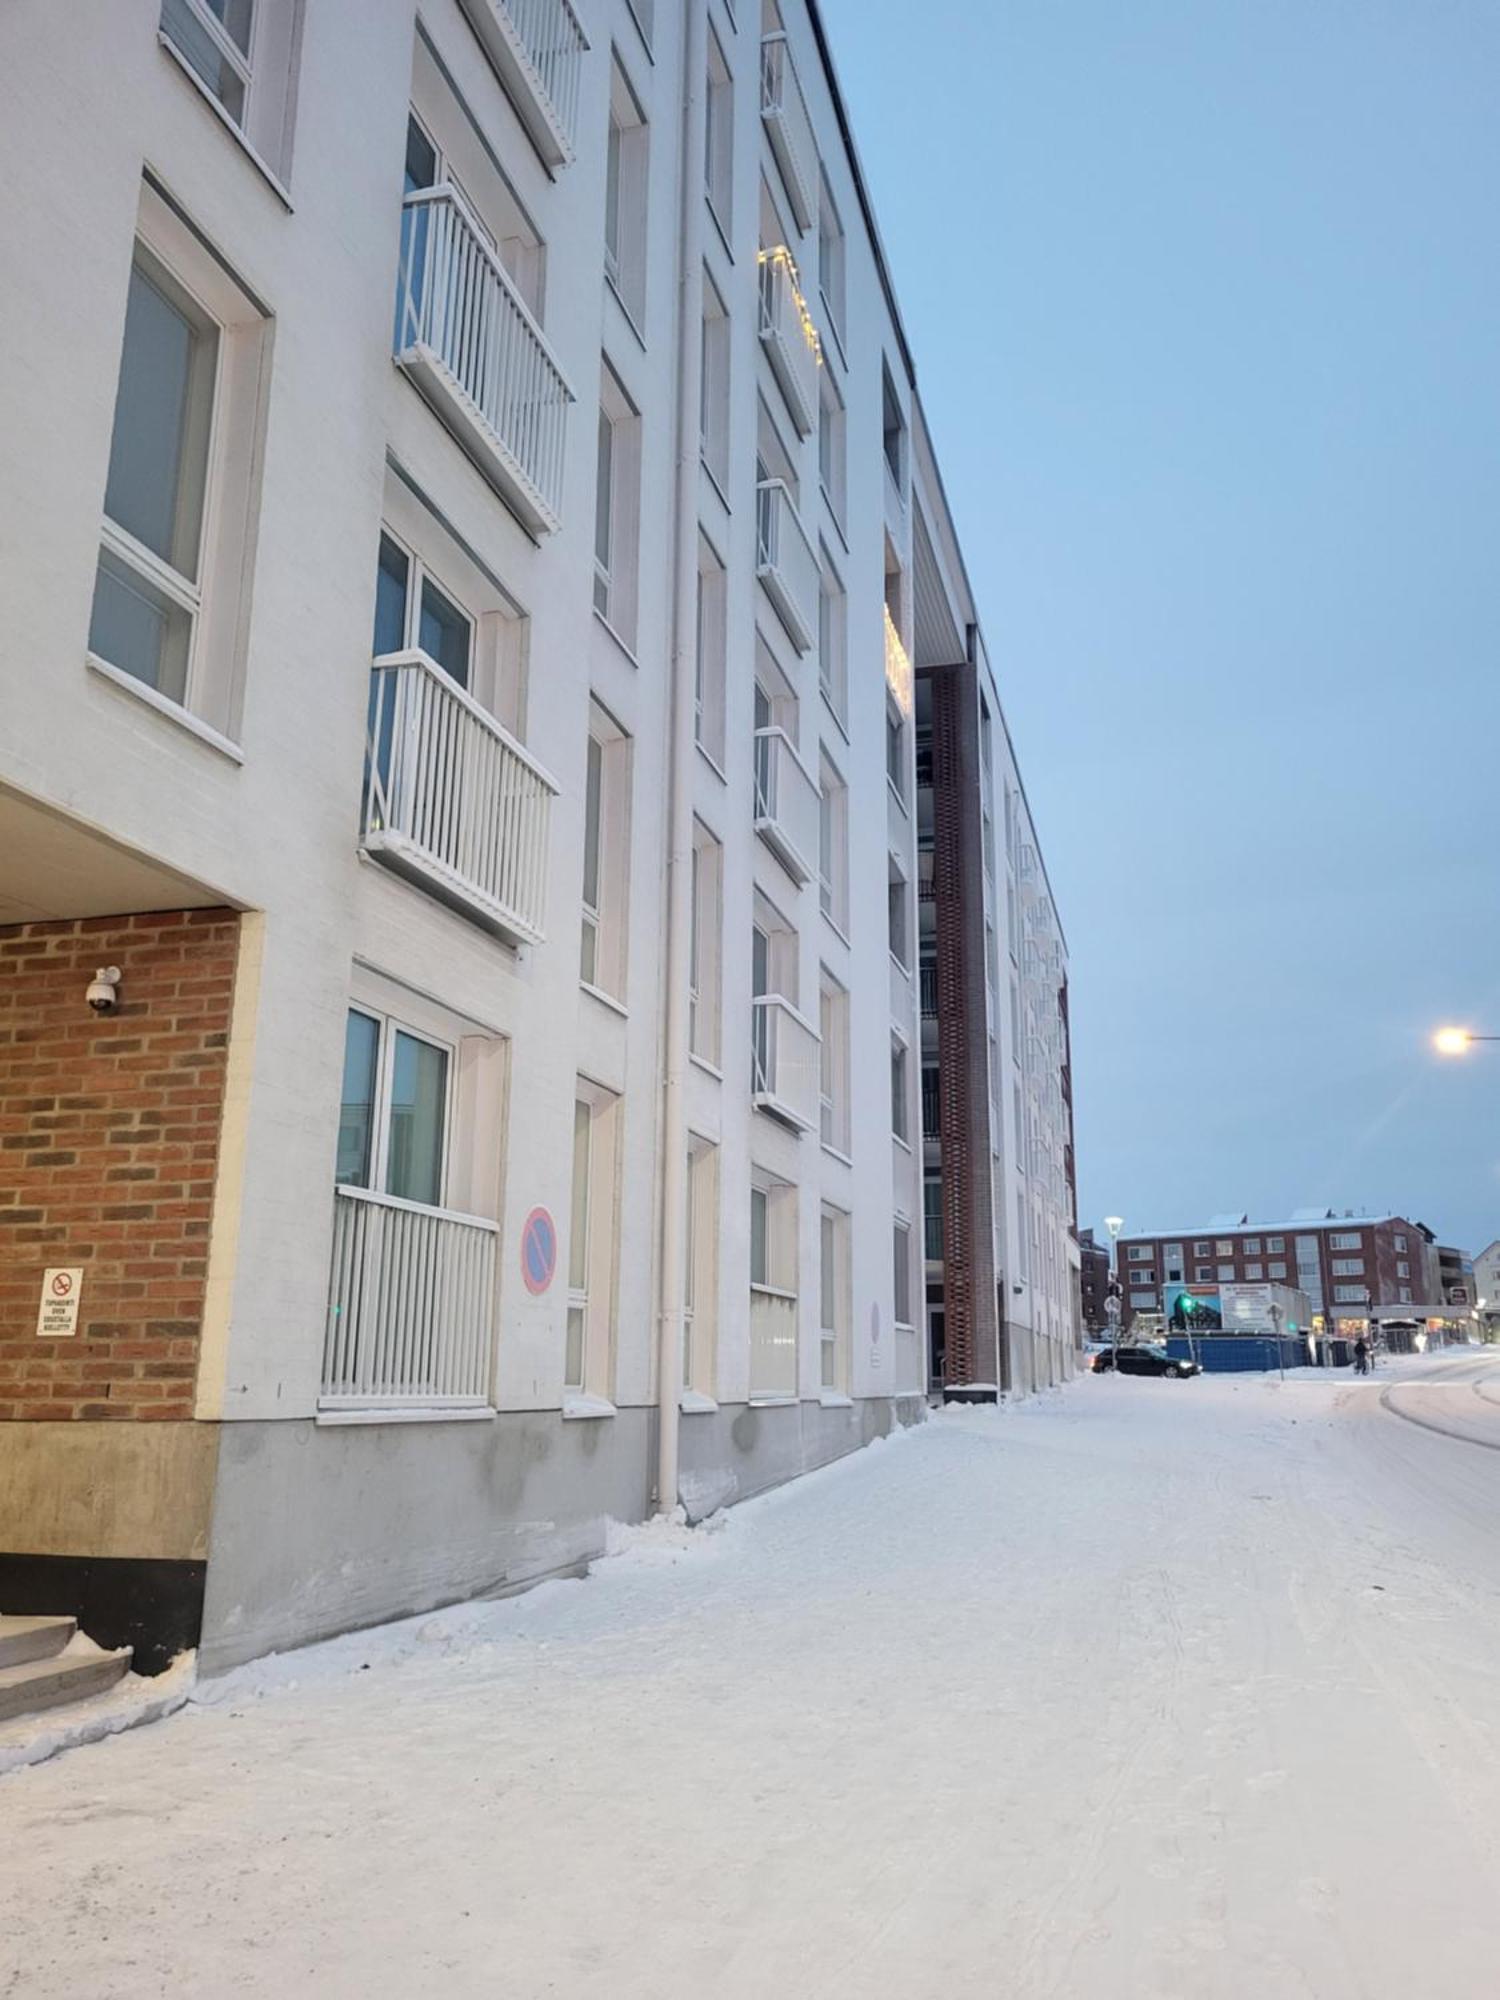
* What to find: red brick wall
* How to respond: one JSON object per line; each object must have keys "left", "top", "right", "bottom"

{"left": 0, "top": 909, "right": 239, "bottom": 1421}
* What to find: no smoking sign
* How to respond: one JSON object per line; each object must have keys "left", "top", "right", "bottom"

{"left": 37, "top": 1266, "right": 84, "bottom": 1338}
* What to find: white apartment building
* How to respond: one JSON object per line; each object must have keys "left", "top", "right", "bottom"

{"left": 0, "top": 0, "right": 1066, "bottom": 1676}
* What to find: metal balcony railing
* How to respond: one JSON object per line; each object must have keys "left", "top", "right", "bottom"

{"left": 749, "top": 1284, "right": 799, "bottom": 1401}
{"left": 457, "top": 0, "right": 588, "bottom": 165}
{"left": 323, "top": 1187, "right": 498, "bottom": 1411}
{"left": 758, "top": 246, "right": 821, "bottom": 437}
{"left": 363, "top": 650, "right": 557, "bottom": 944}
{"left": 395, "top": 185, "right": 573, "bottom": 534}
{"left": 753, "top": 725, "right": 819, "bottom": 884}
{"left": 755, "top": 479, "right": 818, "bottom": 653}
{"left": 760, "top": 32, "right": 817, "bottom": 231}
{"left": 752, "top": 993, "right": 821, "bottom": 1133}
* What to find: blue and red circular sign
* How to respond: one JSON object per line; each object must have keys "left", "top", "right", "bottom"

{"left": 521, "top": 1206, "right": 558, "bottom": 1296}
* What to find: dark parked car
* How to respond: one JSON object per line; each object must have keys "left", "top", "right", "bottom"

{"left": 1092, "top": 1344, "right": 1201, "bottom": 1379}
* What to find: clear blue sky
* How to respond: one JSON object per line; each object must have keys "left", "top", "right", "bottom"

{"left": 821, "top": 0, "right": 1500, "bottom": 1255}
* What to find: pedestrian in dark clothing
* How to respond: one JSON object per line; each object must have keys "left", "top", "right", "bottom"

{"left": 1353, "top": 1336, "right": 1370, "bottom": 1376}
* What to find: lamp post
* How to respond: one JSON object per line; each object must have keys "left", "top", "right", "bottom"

{"left": 1433, "top": 1027, "right": 1500, "bottom": 1056}
{"left": 1104, "top": 1215, "right": 1124, "bottom": 1372}
{"left": 1268, "top": 1299, "right": 1285, "bottom": 1384}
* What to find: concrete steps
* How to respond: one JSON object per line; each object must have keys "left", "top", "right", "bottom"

{"left": 0, "top": 1614, "right": 132, "bottom": 1723}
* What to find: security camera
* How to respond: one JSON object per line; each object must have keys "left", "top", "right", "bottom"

{"left": 86, "top": 966, "right": 122, "bottom": 1016}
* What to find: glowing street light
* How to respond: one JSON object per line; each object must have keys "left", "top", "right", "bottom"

{"left": 1432, "top": 1026, "right": 1500, "bottom": 1056}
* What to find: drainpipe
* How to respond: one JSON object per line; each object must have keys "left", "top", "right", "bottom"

{"left": 655, "top": 0, "right": 708, "bottom": 1515}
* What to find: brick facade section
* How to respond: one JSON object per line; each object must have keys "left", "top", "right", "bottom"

{"left": 0, "top": 909, "right": 239, "bottom": 1421}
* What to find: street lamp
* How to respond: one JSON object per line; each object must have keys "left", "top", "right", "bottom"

{"left": 1104, "top": 1216, "right": 1124, "bottom": 1371}
{"left": 1432, "top": 1026, "right": 1500, "bottom": 1056}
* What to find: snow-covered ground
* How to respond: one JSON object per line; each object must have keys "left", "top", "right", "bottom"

{"left": 3, "top": 1350, "right": 1499, "bottom": 1999}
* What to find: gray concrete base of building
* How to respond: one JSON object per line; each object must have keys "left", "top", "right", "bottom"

{"left": 199, "top": 1395, "right": 927, "bottom": 1674}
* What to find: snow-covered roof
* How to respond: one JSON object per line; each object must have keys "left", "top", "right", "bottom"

{"left": 1121, "top": 1214, "right": 1401, "bottom": 1241}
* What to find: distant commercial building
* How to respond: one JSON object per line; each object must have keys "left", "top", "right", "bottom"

{"left": 1078, "top": 1228, "right": 1111, "bottom": 1335}
{"left": 1115, "top": 1209, "right": 1433, "bottom": 1337}
{"left": 1473, "top": 1241, "right": 1500, "bottom": 1335}
{"left": 1434, "top": 1244, "right": 1475, "bottom": 1310}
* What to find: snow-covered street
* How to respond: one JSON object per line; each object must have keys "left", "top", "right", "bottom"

{"left": 4, "top": 1351, "right": 1500, "bottom": 1999}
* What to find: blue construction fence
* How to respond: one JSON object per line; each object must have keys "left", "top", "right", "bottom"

{"left": 1164, "top": 1336, "right": 1309, "bottom": 1374}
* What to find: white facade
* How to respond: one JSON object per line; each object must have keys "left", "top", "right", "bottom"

{"left": 0, "top": 0, "right": 1004, "bottom": 1667}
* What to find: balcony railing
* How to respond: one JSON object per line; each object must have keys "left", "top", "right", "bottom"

{"left": 749, "top": 1284, "right": 799, "bottom": 1401}
{"left": 883, "top": 604, "right": 914, "bottom": 714}
{"left": 758, "top": 247, "right": 821, "bottom": 438}
{"left": 919, "top": 965, "right": 938, "bottom": 1018}
{"left": 760, "top": 32, "right": 817, "bottom": 231}
{"left": 323, "top": 1186, "right": 498, "bottom": 1412}
{"left": 363, "top": 650, "right": 557, "bottom": 945}
{"left": 752, "top": 993, "right": 820, "bottom": 1132}
{"left": 457, "top": 0, "right": 588, "bottom": 166}
{"left": 395, "top": 185, "right": 573, "bottom": 535}
{"left": 756, "top": 479, "right": 818, "bottom": 654}
{"left": 753, "top": 725, "right": 819, "bottom": 884}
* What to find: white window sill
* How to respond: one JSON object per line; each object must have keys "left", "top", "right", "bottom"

{"left": 695, "top": 741, "right": 728, "bottom": 785}
{"left": 157, "top": 35, "right": 294, "bottom": 211}
{"left": 87, "top": 654, "right": 245, "bottom": 765}
{"left": 706, "top": 197, "right": 735, "bottom": 264}
{"left": 603, "top": 276, "right": 647, "bottom": 353}
{"left": 701, "top": 458, "right": 732, "bottom": 515}
{"left": 819, "top": 292, "right": 848, "bottom": 371}
{"left": 821, "top": 1143, "right": 853, "bottom": 1168}
{"left": 893, "top": 1133, "right": 914, "bottom": 1156}
{"left": 563, "top": 1393, "right": 618, "bottom": 1421}
{"left": 821, "top": 910, "right": 851, "bottom": 949}
{"left": 592, "top": 608, "right": 642, "bottom": 669}
{"left": 748, "top": 1395, "right": 798, "bottom": 1409}
{"left": 580, "top": 980, "right": 629, "bottom": 1020}
{"left": 688, "top": 1052, "right": 724, "bottom": 1082}
{"left": 679, "top": 1390, "right": 718, "bottom": 1415}
{"left": 887, "top": 778, "right": 910, "bottom": 816}
{"left": 818, "top": 1391, "right": 853, "bottom": 1409}
{"left": 889, "top": 951, "right": 912, "bottom": 981}
{"left": 316, "top": 1405, "right": 494, "bottom": 1427}
{"left": 819, "top": 483, "right": 850, "bottom": 554}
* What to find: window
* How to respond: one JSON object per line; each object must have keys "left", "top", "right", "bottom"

{"left": 1399, "top": 1286, "right": 1412, "bottom": 1304}
{"left": 921, "top": 1064, "right": 940, "bottom": 1142}
{"left": 881, "top": 362, "right": 906, "bottom": 493}
{"left": 1244, "top": 1238, "right": 1261, "bottom": 1255}
{"left": 886, "top": 699, "right": 906, "bottom": 800}
{"left": 1266, "top": 1236, "right": 1285, "bottom": 1253}
{"left": 1268, "top": 1261, "right": 1287, "bottom": 1279}
{"left": 1329, "top": 1232, "right": 1361, "bottom": 1252}
{"left": 1130, "top": 1291, "right": 1157, "bottom": 1309}
{"left": 604, "top": 62, "right": 648, "bottom": 325}
{"left": 159, "top": 0, "right": 301, "bottom": 175}
{"left": 748, "top": 1173, "right": 799, "bottom": 1402}
{"left": 819, "top": 971, "right": 850, "bottom": 1153}
{"left": 1334, "top": 1285, "right": 1366, "bottom": 1304}
{"left": 893, "top": 1220, "right": 913, "bottom": 1328}
{"left": 1394, "top": 1234, "right": 1407, "bottom": 1253}
{"left": 817, "top": 170, "right": 845, "bottom": 349}
{"left": 337, "top": 1009, "right": 449, "bottom": 1208}
{"left": 1127, "top": 1246, "right": 1152, "bottom": 1262}
{"left": 684, "top": 1137, "right": 718, "bottom": 1396}
{"left": 694, "top": 533, "right": 727, "bottom": 765}
{"left": 566, "top": 1083, "right": 621, "bottom": 1397}
{"left": 88, "top": 200, "right": 267, "bottom": 738}
{"left": 373, "top": 531, "right": 471, "bottom": 686}
{"left": 818, "top": 549, "right": 847, "bottom": 726}
{"left": 1331, "top": 1258, "right": 1365, "bottom": 1277}
{"left": 924, "top": 1177, "right": 943, "bottom": 1262}
{"left": 820, "top": 1206, "right": 850, "bottom": 1392}
{"left": 705, "top": 24, "right": 733, "bottom": 232}
{"left": 1166, "top": 1266, "right": 1183, "bottom": 1283}
{"left": 1131, "top": 1268, "right": 1155, "bottom": 1285}
{"left": 891, "top": 1037, "right": 910, "bottom": 1143}
{"left": 689, "top": 821, "right": 723, "bottom": 1066}
{"left": 1396, "top": 1260, "right": 1410, "bottom": 1279}
{"left": 1014, "top": 1190, "right": 1029, "bottom": 1281}
{"left": 594, "top": 363, "right": 641, "bottom": 644}
{"left": 819, "top": 754, "right": 849, "bottom": 932}
{"left": 580, "top": 700, "right": 631, "bottom": 1000}
{"left": 1244, "top": 1262, "right": 1263, "bottom": 1280}
{"left": 888, "top": 862, "right": 910, "bottom": 970}
{"left": 1217, "top": 1264, "right": 1234, "bottom": 1280}
{"left": 700, "top": 270, "right": 730, "bottom": 492}
{"left": 1215, "top": 1239, "right": 1233, "bottom": 1257}
{"left": 1195, "top": 1265, "right": 1213, "bottom": 1281}
{"left": 1164, "top": 1242, "right": 1183, "bottom": 1265}
{"left": 1194, "top": 1241, "right": 1211, "bottom": 1256}
{"left": 818, "top": 370, "right": 846, "bottom": 528}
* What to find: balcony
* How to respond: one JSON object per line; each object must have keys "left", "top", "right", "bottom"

{"left": 749, "top": 1284, "right": 800, "bottom": 1401}
{"left": 756, "top": 479, "right": 818, "bottom": 653}
{"left": 760, "top": 32, "right": 817, "bottom": 232}
{"left": 395, "top": 185, "right": 573, "bottom": 535}
{"left": 752, "top": 993, "right": 821, "bottom": 1132}
{"left": 323, "top": 1187, "right": 498, "bottom": 1413}
{"left": 363, "top": 649, "right": 558, "bottom": 945}
{"left": 883, "top": 604, "right": 914, "bottom": 714}
{"left": 753, "top": 726, "right": 819, "bottom": 884}
{"left": 758, "top": 247, "right": 821, "bottom": 438}
{"left": 457, "top": 0, "right": 588, "bottom": 167}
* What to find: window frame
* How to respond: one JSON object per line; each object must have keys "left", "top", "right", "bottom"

{"left": 336, "top": 1005, "right": 455, "bottom": 1212}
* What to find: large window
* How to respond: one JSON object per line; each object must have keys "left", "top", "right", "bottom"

{"left": 817, "top": 171, "right": 845, "bottom": 351}
{"left": 891, "top": 1036, "right": 910, "bottom": 1144}
{"left": 893, "top": 1220, "right": 913, "bottom": 1328}
{"left": 819, "top": 753, "right": 849, "bottom": 933}
{"left": 689, "top": 820, "right": 723, "bottom": 1066}
{"left": 567, "top": 1084, "right": 621, "bottom": 1398}
{"left": 594, "top": 364, "right": 642, "bottom": 645}
{"left": 581, "top": 701, "right": 631, "bottom": 1000}
{"left": 604, "top": 62, "right": 649, "bottom": 326}
{"left": 818, "top": 370, "right": 846, "bottom": 530}
{"left": 818, "top": 548, "right": 847, "bottom": 727}
{"left": 159, "top": 0, "right": 302, "bottom": 175}
{"left": 684, "top": 1137, "right": 719, "bottom": 1396}
{"left": 819, "top": 970, "right": 850, "bottom": 1154}
{"left": 700, "top": 270, "right": 730, "bottom": 493}
{"left": 704, "top": 25, "right": 734, "bottom": 234}
{"left": 337, "top": 1009, "right": 449, "bottom": 1209}
{"left": 820, "top": 1206, "right": 850, "bottom": 1393}
{"left": 694, "top": 533, "right": 727, "bottom": 765}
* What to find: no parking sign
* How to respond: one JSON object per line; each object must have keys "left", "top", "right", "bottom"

{"left": 520, "top": 1207, "right": 557, "bottom": 1296}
